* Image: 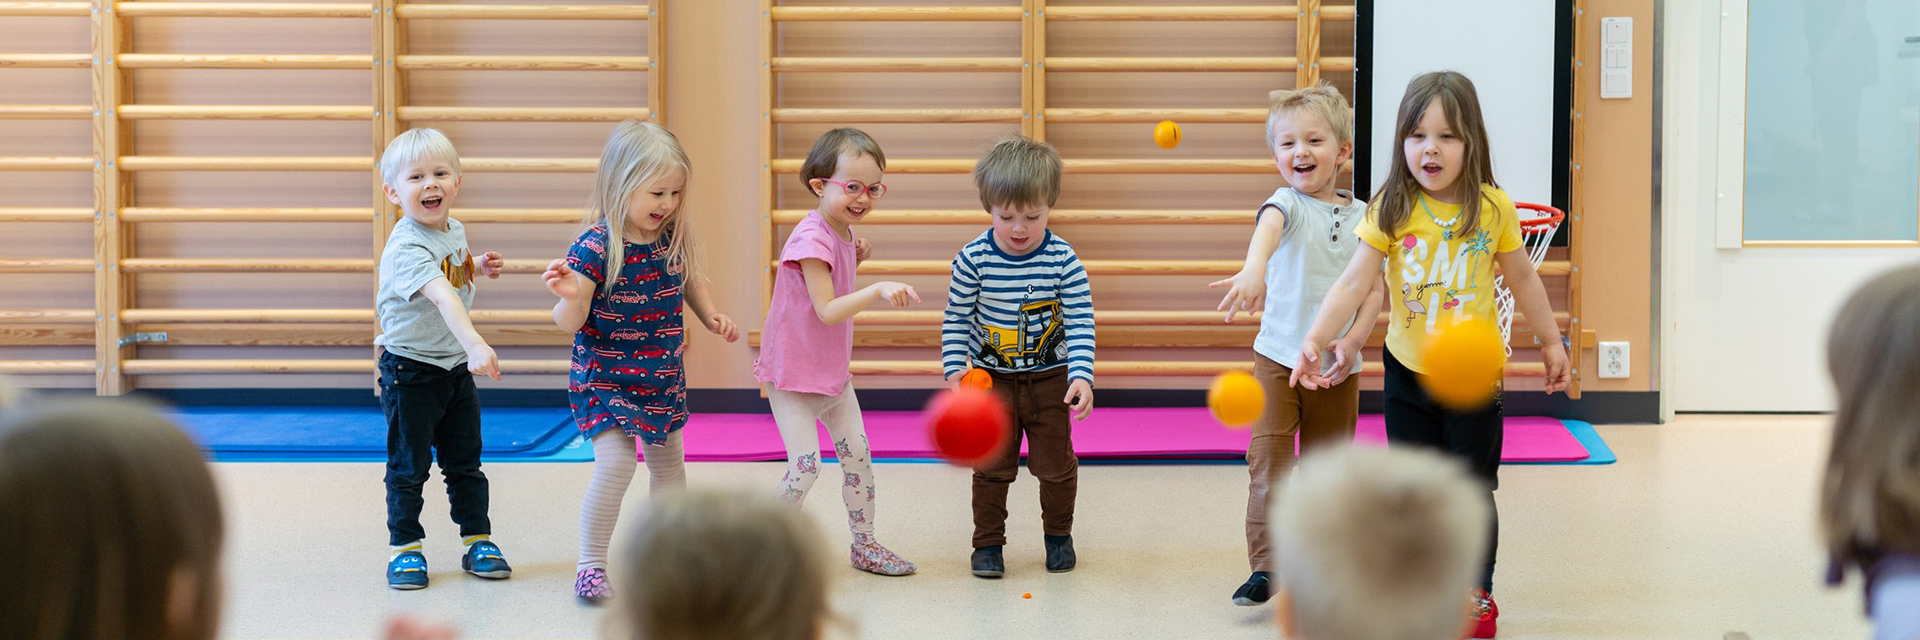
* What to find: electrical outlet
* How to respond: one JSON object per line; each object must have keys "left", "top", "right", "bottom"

{"left": 1598, "top": 341, "right": 1630, "bottom": 379}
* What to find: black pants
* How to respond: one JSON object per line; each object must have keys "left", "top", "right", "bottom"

{"left": 380, "top": 351, "right": 491, "bottom": 546}
{"left": 1382, "top": 348, "right": 1501, "bottom": 593}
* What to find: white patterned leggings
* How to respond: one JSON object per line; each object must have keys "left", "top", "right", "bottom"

{"left": 576, "top": 428, "right": 685, "bottom": 571}
{"left": 768, "top": 381, "right": 877, "bottom": 542}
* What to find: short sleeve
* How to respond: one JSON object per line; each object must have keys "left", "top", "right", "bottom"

{"left": 387, "top": 241, "right": 446, "bottom": 300}
{"left": 1487, "top": 188, "right": 1525, "bottom": 253}
{"left": 1355, "top": 201, "right": 1393, "bottom": 252}
{"left": 778, "top": 221, "right": 838, "bottom": 272}
{"left": 565, "top": 225, "right": 609, "bottom": 284}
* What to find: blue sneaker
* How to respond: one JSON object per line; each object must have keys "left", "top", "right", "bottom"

{"left": 462, "top": 540, "right": 512, "bottom": 579}
{"left": 388, "top": 551, "right": 428, "bottom": 590}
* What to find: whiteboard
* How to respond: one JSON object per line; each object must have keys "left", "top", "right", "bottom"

{"left": 1366, "top": 0, "right": 1562, "bottom": 207}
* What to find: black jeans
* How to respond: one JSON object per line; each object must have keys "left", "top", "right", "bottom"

{"left": 1382, "top": 348, "right": 1502, "bottom": 593}
{"left": 380, "top": 351, "right": 491, "bottom": 546}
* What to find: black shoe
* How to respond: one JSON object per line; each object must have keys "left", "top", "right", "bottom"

{"left": 971, "top": 546, "right": 1005, "bottom": 578}
{"left": 1232, "top": 571, "right": 1272, "bottom": 606}
{"left": 1044, "top": 534, "right": 1076, "bottom": 573}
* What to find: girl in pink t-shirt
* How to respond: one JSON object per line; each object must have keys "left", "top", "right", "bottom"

{"left": 752, "top": 128, "right": 920, "bottom": 576}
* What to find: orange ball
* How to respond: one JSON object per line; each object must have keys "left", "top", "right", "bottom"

{"left": 925, "top": 388, "right": 1010, "bottom": 467}
{"left": 1023, "top": 593, "right": 1033, "bottom": 599}
{"left": 960, "top": 367, "right": 993, "bottom": 391}
{"left": 1419, "top": 321, "right": 1505, "bottom": 411}
{"left": 1153, "top": 120, "right": 1182, "bottom": 149}
{"left": 1207, "top": 371, "right": 1265, "bottom": 428}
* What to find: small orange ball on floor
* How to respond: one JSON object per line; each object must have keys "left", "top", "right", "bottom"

{"left": 1023, "top": 593, "right": 1032, "bottom": 599}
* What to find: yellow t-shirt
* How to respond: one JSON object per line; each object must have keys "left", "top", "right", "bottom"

{"left": 1355, "top": 184, "right": 1523, "bottom": 373}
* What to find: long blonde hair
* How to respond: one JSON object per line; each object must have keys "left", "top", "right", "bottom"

{"left": 588, "top": 120, "right": 694, "bottom": 295}
{"left": 1821, "top": 262, "right": 1920, "bottom": 569}
{"left": 1374, "top": 71, "right": 1500, "bottom": 239}
{"left": 0, "top": 398, "right": 225, "bottom": 640}
{"left": 613, "top": 489, "right": 838, "bottom": 640}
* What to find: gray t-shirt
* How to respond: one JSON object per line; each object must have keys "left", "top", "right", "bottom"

{"left": 1251, "top": 187, "right": 1369, "bottom": 374}
{"left": 375, "top": 217, "right": 476, "bottom": 369}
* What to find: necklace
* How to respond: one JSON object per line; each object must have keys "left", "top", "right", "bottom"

{"left": 1418, "top": 195, "right": 1461, "bottom": 239}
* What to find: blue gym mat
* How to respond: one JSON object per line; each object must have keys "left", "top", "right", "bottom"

{"left": 173, "top": 407, "right": 591, "bottom": 463}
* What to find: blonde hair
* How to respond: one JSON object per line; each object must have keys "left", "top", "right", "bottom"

{"left": 799, "top": 127, "right": 886, "bottom": 195}
{"left": 1821, "top": 262, "right": 1920, "bottom": 570}
{"left": 1373, "top": 71, "right": 1501, "bottom": 239}
{"left": 972, "top": 135, "right": 1062, "bottom": 211}
{"left": 587, "top": 120, "right": 695, "bottom": 295}
{"left": 1271, "top": 445, "right": 1488, "bottom": 640}
{"left": 0, "top": 398, "right": 225, "bottom": 640}
{"left": 378, "top": 128, "right": 461, "bottom": 186}
{"left": 1267, "top": 83, "right": 1355, "bottom": 148}
{"left": 614, "top": 489, "right": 836, "bottom": 640}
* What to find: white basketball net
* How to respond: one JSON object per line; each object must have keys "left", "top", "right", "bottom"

{"left": 1494, "top": 204, "right": 1565, "bottom": 357}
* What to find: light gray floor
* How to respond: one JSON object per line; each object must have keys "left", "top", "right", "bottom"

{"left": 213, "top": 415, "right": 1870, "bottom": 639}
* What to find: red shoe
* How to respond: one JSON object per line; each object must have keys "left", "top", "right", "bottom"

{"left": 1465, "top": 589, "right": 1498, "bottom": 639}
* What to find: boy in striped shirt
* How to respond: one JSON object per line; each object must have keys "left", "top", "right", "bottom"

{"left": 942, "top": 135, "right": 1096, "bottom": 579}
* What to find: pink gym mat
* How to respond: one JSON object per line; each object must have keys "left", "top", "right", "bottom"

{"left": 652, "top": 408, "right": 1588, "bottom": 463}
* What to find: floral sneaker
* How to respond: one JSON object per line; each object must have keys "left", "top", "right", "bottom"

{"left": 850, "top": 537, "right": 916, "bottom": 576}
{"left": 575, "top": 567, "right": 612, "bottom": 603}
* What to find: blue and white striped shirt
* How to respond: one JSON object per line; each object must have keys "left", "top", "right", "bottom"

{"left": 941, "top": 230, "right": 1095, "bottom": 383}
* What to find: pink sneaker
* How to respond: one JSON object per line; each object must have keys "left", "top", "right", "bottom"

{"left": 575, "top": 567, "right": 612, "bottom": 603}
{"left": 850, "top": 538, "right": 916, "bottom": 576}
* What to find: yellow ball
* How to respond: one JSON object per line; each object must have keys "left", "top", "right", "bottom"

{"left": 1418, "top": 322, "right": 1506, "bottom": 411}
{"left": 1207, "top": 371, "right": 1264, "bottom": 428}
{"left": 1153, "top": 120, "right": 1182, "bottom": 149}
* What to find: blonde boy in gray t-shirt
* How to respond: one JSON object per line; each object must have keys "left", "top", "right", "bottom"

{"left": 1210, "top": 84, "right": 1385, "bottom": 606}
{"left": 374, "top": 128, "right": 512, "bottom": 590}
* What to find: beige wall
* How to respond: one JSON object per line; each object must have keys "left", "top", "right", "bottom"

{"left": 0, "top": 0, "right": 1656, "bottom": 398}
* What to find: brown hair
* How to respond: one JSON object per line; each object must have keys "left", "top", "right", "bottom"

{"left": 1821, "top": 262, "right": 1920, "bottom": 570}
{"left": 0, "top": 398, "right": 225, "bottom": 640}
{"left": 1373, "top": 71, "right": 1500, "bottom": 239}
{"left": 799, "top": 128, "right": 886, "bottom": 196}
{"left": 614, "top": 489, "right": 837, "bottom": 640}
{"left": 972, "top": 135, "right": 1063, "bottom": 211}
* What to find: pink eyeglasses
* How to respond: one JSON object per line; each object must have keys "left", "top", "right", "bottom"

{"left": 816, "top": 178, "right": 888, "bottom": 199}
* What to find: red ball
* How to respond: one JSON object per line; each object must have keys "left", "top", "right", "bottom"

{"left": 925, "top": 388, "right": 1010, "bottom": 467}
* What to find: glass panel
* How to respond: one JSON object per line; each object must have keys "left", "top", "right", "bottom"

{"left": 1744, "top": 0, "right": 1920, "bottom": 243}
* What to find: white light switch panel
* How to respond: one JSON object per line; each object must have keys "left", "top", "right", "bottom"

{"left": 1600, "top": 17, "right": 1632, "bottom": 99}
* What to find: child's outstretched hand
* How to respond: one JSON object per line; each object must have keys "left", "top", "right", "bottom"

{"left": 467, "top": 344, "right": 501, "bottom": 381}
{"left": 1541, "top": 340, "right": 1571, "bottom": 394}
{"left": 542, "top": 259, "right": 579, "bottom": 299}
{"left": 476, "top": 251, "right": 504, "bottom": 279}
{"left": 874, "top": 281, "right": 920, "bottom": 307}
{"left": 1289, "top": 339, "right": 1330, "bottom": 390}
{"left": 1208, "top": 268, "right": 1266, "bottom": 323}
{"left": 855, "top": 237, "right": 872, "bottom": 264}
{"left": 1063, "top": 378, "right": 1093, "bottom": 421}
{"left": 705, "top": 314, "right": 740, "bottom": 342}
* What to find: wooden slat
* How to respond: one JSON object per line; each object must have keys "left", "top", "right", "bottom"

{"left": 120, "top": 308, "right": 551, "bottom": 323}
{"left": 1296, "top": 0, "right": 1320, "bottom": 87}
{"left": 396, "top": 3, "right": 649, "bottom": 19}
{"left": 0, "top": 157, "right": 93, "bottom": 170}
{"left": 115, "top": 53, "right": 375, "bottom": 69}
{"left": 849, "top": 360, "right": 1549, "bottom": 377}
{"left": 0, "top": 259, "right": 93, "bottom": 273}
{"left": 846, "top": 310, "right": 1574, "bottom": 328}
{"left": 0, "top": 53, "right": 92, "bottom": 68}
{"left": 760, "top": 0, "right": 774, "bottom": 307}
{"left": 1045, "top": 56, "right": 1295, "bottom": 72}
{"left": 120, "top": 207, "right": 370, "bottom": 222}
{"left": 119, "top": 258, "right": 374, "bottom": 272}
{"left": 1046, "top": 5, "right": 1303, "bottom": 21}
{"left": 116, "top": 2, "right": 370, "bottom": 16}
{"left": 453, "top": 207, "right": 582, "bottom": 223}
{"left": 759, "top": 324, "right": 1584, "bottom": 350}
{"left": 0, "top": 207, "right": 93, "bottom": 221}
{"left": 0, "top": 309, "right": 95, "bottom": 323}
{"left": 94, "top": 0, "right": 129, "bottom": 394}
{"left": 769, "top": 208, "right": 1251, "bottom": 225}
{"left": 119, "top": 156, "right": 371, "bottom": 171}
{"left": 771, "top": 107, "right": 1023, "bottom": 124}
{"left": 0, "top": 326, "right": 93, "bottom": 346}
{"left": 0, "top": 1, "right": 89, "bottom": 16}
{"left": 126, "top": 323, "right": 572, "bottom": 347}
{"left": 647, "top": 0, "right": 664, "bottom": 125}
{"left": 770, "top": 56, "right": 1022, "bottom": 72}
{"left": 396, "top": 106, "right": 648, "bottom": 122}
{"left": 0, "top": 105, "right": 93, "bottom": 119}
{"left": 0, "top": 361, "right": 94, "bottom": 374}
{"left": 770, "top": 6, "right": 1021, "bottom": 21}
{"left": 1043, "top": 107, "right": 1264, "bottom": 123}
{"left": 460, "top": 157, "right": 598, "bottom": 172}
{"left": 118, "top": 104, "right": 372, "bottom": 120}
{"left": 395, "top": 55, "right": 648, "bottom": 71}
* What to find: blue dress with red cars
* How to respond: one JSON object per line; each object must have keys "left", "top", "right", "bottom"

{"left": 565, "top": 224, "right": 688, "bottom": 446}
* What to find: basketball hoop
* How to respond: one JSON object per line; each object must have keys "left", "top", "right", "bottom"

{"left": 1495, "top": 203, "right": 1565, "bottom": 357}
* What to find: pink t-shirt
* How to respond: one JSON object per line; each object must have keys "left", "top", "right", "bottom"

{"left": 753, "top": 211, "right": 856, "bottom": 395}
